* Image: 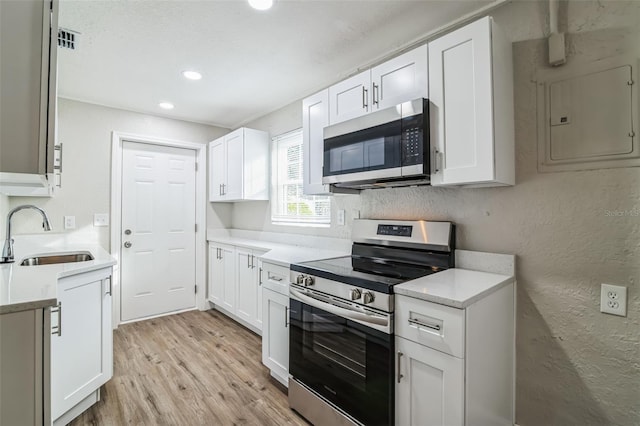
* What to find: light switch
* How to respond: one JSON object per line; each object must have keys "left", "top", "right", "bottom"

{"left": 64, "top": 216, "right": 76, "bottom": 230}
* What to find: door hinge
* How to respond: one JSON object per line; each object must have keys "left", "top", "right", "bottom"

{"left": 195, "top": 285, "right": 198, "bottom": 294}
{"left": 195, "top": 223, "right": 198, "bottom": 232}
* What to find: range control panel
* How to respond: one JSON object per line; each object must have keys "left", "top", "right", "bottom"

{"left": 377, "top": 224, "right": 413, "bottom": 237}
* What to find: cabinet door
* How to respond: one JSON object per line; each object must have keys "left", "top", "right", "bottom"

{"left": 209, "top": 138, "right": 225, "bottom": 201}
{"left": 329, "top": 71, "right": 371, "bottom": 124}
{"left": 220, "top": 245, "right": 236, "bottom": 312}
{"left": 0, "top": 0, "right": 55, "bottom": 176}
{"left": 224, "top": 129, "right": 244, "bottom": 200}
{"left": 262, "top": 288, "right": 289, "bottom": 385}
{"left": 0, "top": 309, "right": 44, "bottom": 426}
{"left": 372, "top": 45, "right": 428, "bottom": 111}
{"left": 51, "top": 268, "right": 112, "bottom": 421}
{"left": 302, "top": 90, "right": 332, "bottom": 195}
{"left": 429, "top": 17, "right": 495, "bottom": 186}
{"left": 395, "top": 336, "right": 464, "bottom": 426}
{"left": 208, "top": 244, "right": 224, "bottom": 304}
{"left": 236, "top": 248, "right": 258, "bottom": 327}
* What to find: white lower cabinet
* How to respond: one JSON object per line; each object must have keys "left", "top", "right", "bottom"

{"left": 208, "top": 242, "right": 266, "bottom": 333}
{"left": 51, "top": 267, "right": 113, "bottom": 425}
{"left": 395, "top": 283, "right": 515, "bottom": 426}
{"left": 235, "top": 247, "right": 266, "bottom": 330}
{"left": 395, "top": 336, "right": 464, "bottom": 426}
{"left": 260, "top": 260, "right": 290, "bottom": 387}
{"left": 208, "top": 242, "right": 236, "bottom": 313}
{"left": 261, "top": 287, "right": 289, "bottom": 387}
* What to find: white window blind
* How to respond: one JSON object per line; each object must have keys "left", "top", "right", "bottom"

{"left": 271, "top": 129, "right": 330, "bottom": 225}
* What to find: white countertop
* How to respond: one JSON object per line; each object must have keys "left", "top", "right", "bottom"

{"left": 394, "top": 268, "right": 514, "bottom": 309}
{"left": 208, "top": 235, "right": 349, "bottom": 267}
{"left": 0, "top": 236, "right": 116, "bottom": 314}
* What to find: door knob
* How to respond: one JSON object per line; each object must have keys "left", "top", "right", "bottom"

{"left": 124, "top": 229, "right": 132, "bottom": 235}
{"left": 124, "top": 241, "right": 132, "bottom": 248}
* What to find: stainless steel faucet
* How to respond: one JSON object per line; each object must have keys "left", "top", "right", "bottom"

{"left": 1, "top": 205, "right": 52, "bottom": 264}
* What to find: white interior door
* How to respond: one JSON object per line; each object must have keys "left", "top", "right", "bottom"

{"left": 121, "top": 141, "right": 197, "bottom": 322}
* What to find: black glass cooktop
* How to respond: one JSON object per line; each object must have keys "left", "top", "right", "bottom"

{"left": 290, "top": 255, "right": 443, "bottom": 294}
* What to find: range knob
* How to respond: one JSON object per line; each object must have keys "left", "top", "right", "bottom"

{"left": 302, "top": 276, "right": 315, "bottom": 287}
{"left": 296, "top": 274, "right": 305, "bottom": 285}
{"left": 362, "top": 291, "right": 375, "bottom": 304}
{"left": 349, "top": 288, "right": 362, "bottom": 300}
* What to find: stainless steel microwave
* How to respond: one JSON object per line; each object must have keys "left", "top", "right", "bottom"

{"left": 322, "top": 98, "right": 430, "bottom": 190}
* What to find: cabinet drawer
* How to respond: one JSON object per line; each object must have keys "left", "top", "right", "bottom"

{"left": 396, "top": 295, "right": 465, "bottom": 358}
{"left": 261, "top": 261, "right": 290, "bottom": 296}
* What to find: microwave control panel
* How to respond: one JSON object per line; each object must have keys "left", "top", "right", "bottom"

{"left": 402, "top": 126, "right": 423, "bottom": 165}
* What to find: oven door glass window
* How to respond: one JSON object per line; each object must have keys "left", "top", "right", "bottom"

{"left": 289, "top": 299, "right": 393, "bottom": 425}
{"left": 323, "top": 120, "right": 402, "bottom": 177}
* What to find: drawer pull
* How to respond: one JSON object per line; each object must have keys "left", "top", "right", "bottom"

{"left": 397, "top": 351, "right": 404, "bottom": 383}
{"left": 408, "top": 317, "right": 441, "bottom": 332}
{"left": 269, "top": 274, "right": 283, "bottom": 282}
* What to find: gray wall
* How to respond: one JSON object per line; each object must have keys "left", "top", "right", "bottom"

{"left": 5, "top": 99, "right": 230, "bottom": 248}
{"left": 234, "top": 1, "right": 640, "bottom": 424}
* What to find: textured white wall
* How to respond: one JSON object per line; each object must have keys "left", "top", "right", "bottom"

{"left": 4, "top": 99, "right": 229, "bottom": 249}
{"left": 235, "top": 1, "right": 640, "bottom": 424}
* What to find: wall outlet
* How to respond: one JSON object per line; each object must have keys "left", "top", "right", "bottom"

{"left": 64, "top": 216, "right": 76, "bottom": 230}
{"left": 600, "top": 284, "right": 627, "bottom": 317}
{"left": 94, "top": 213, "right": 109, "bottom": 227}
{"left": 337, "top": 209, "right": 345, "bottom": 226}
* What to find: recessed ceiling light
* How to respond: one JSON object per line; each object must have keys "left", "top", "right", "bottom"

{"left": 182, "top": 70, "right": 202, "bottom": 80}
{"left": 158, "top": 102, "right": 174, "bottom": 110}
{"left": 248, "top": 0, "right": 273, "bottom": 11}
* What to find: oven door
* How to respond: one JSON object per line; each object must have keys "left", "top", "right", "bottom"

{"left": 289, "top": 288, "right": 393, "bottom": 425}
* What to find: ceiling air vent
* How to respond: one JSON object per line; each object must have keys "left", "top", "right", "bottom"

{"left": 58, "top": 28, "right": 79, "bottom": 50}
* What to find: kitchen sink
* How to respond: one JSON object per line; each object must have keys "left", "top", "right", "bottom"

{"left": 20, "top": 251, "right": 94, "bottom": 266}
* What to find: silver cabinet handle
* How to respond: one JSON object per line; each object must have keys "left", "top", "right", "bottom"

{"left": 105, "top": 277, "right": 112, "bottom": 296}
{"left": 247, "top": 254, "right": 251, "bottom": 269}
{"left": 362, "top": 86, "right": 368, "bottom": 109}
{"left": 216, "top": 248, "right": 221, "bottom": 259}
{"left": 259, "top": 267, "right": 263, "bottom": 285}
{"left": 285, "top": 306, "right": 288, "bottom": 328}
{"left": 251, "top": 255, "right": 256, "bottom": 269}
{"left": 53, "top": 144, "right": 63, "bottom": 173}
{"left": 221, "top": 183, "right": 226, "bottom": 195}
{"left": 51, "top": 302, "right": 62, "bottom": 336}
{"left": 397, "top": 351, "right": 404, "bottom": 383}
{"left": 124, "top": 241, "right": 132, "bottom": 248}
{"left": 269, "top": 273, "right": 283, "bottom": 282}
{"left": 408, "top": 317, "right": 441, "bottom": 332}
{"left": 124, "top": 229, "right": 132, "bottom": 235}
{"left": 219, "top": 184, "right": 222, "bottom": 196}
{"left": 372, "top": 82, "right": 379, "bottom": 106}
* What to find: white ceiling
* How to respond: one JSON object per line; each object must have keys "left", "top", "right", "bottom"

{"left": 58, "top": 0, "right": 495, "bottom": 129}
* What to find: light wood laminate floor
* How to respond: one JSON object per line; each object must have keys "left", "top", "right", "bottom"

{"left": 69, "top": 309, "right": 307, "bottom": 425}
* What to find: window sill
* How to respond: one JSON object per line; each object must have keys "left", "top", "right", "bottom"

{"left": 271, "top": 221, "right": 330, "bottom": 228}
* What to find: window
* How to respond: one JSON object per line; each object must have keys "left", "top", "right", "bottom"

{"left": 272, "top": 129, "right": 330, "bottom": 225}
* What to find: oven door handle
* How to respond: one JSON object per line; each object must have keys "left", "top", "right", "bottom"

{"left": 290, "top": 288, "right": 390, "bottom": 330}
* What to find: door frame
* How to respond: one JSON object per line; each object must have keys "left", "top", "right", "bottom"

{"left": 110, "top": 131, "right": 208, "bottom": 328}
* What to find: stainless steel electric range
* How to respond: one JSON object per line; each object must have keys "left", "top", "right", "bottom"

{"left": 288, "top": 219, "right": 455, "bottom": 426}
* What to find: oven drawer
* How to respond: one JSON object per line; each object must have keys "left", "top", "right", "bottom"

{"left": 261, "top": 261, "right": 290, "bottom": 296}
{"left": 395, "top": 295, "right": 465, "bottom": 358}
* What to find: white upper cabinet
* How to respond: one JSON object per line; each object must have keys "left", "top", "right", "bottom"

{"left": 302, "top": 89, "right": 332, "bottom": 195}
{"left": 371, "top": 45, "right": 428, "bottom": 111}
{"left": 208, "top": 127, "right": 269, "bottom": 202}
{"left": 0, "top": 0, "right": 60, "bottom": 196}
{"left": 429, "top": 16, "right": 514, "bottom": 187}
{"left": 329, "top": 71, "right": 372, "bottom": 124}
{"left": 328, "top": 45, "right": 428, "bottom": 125}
